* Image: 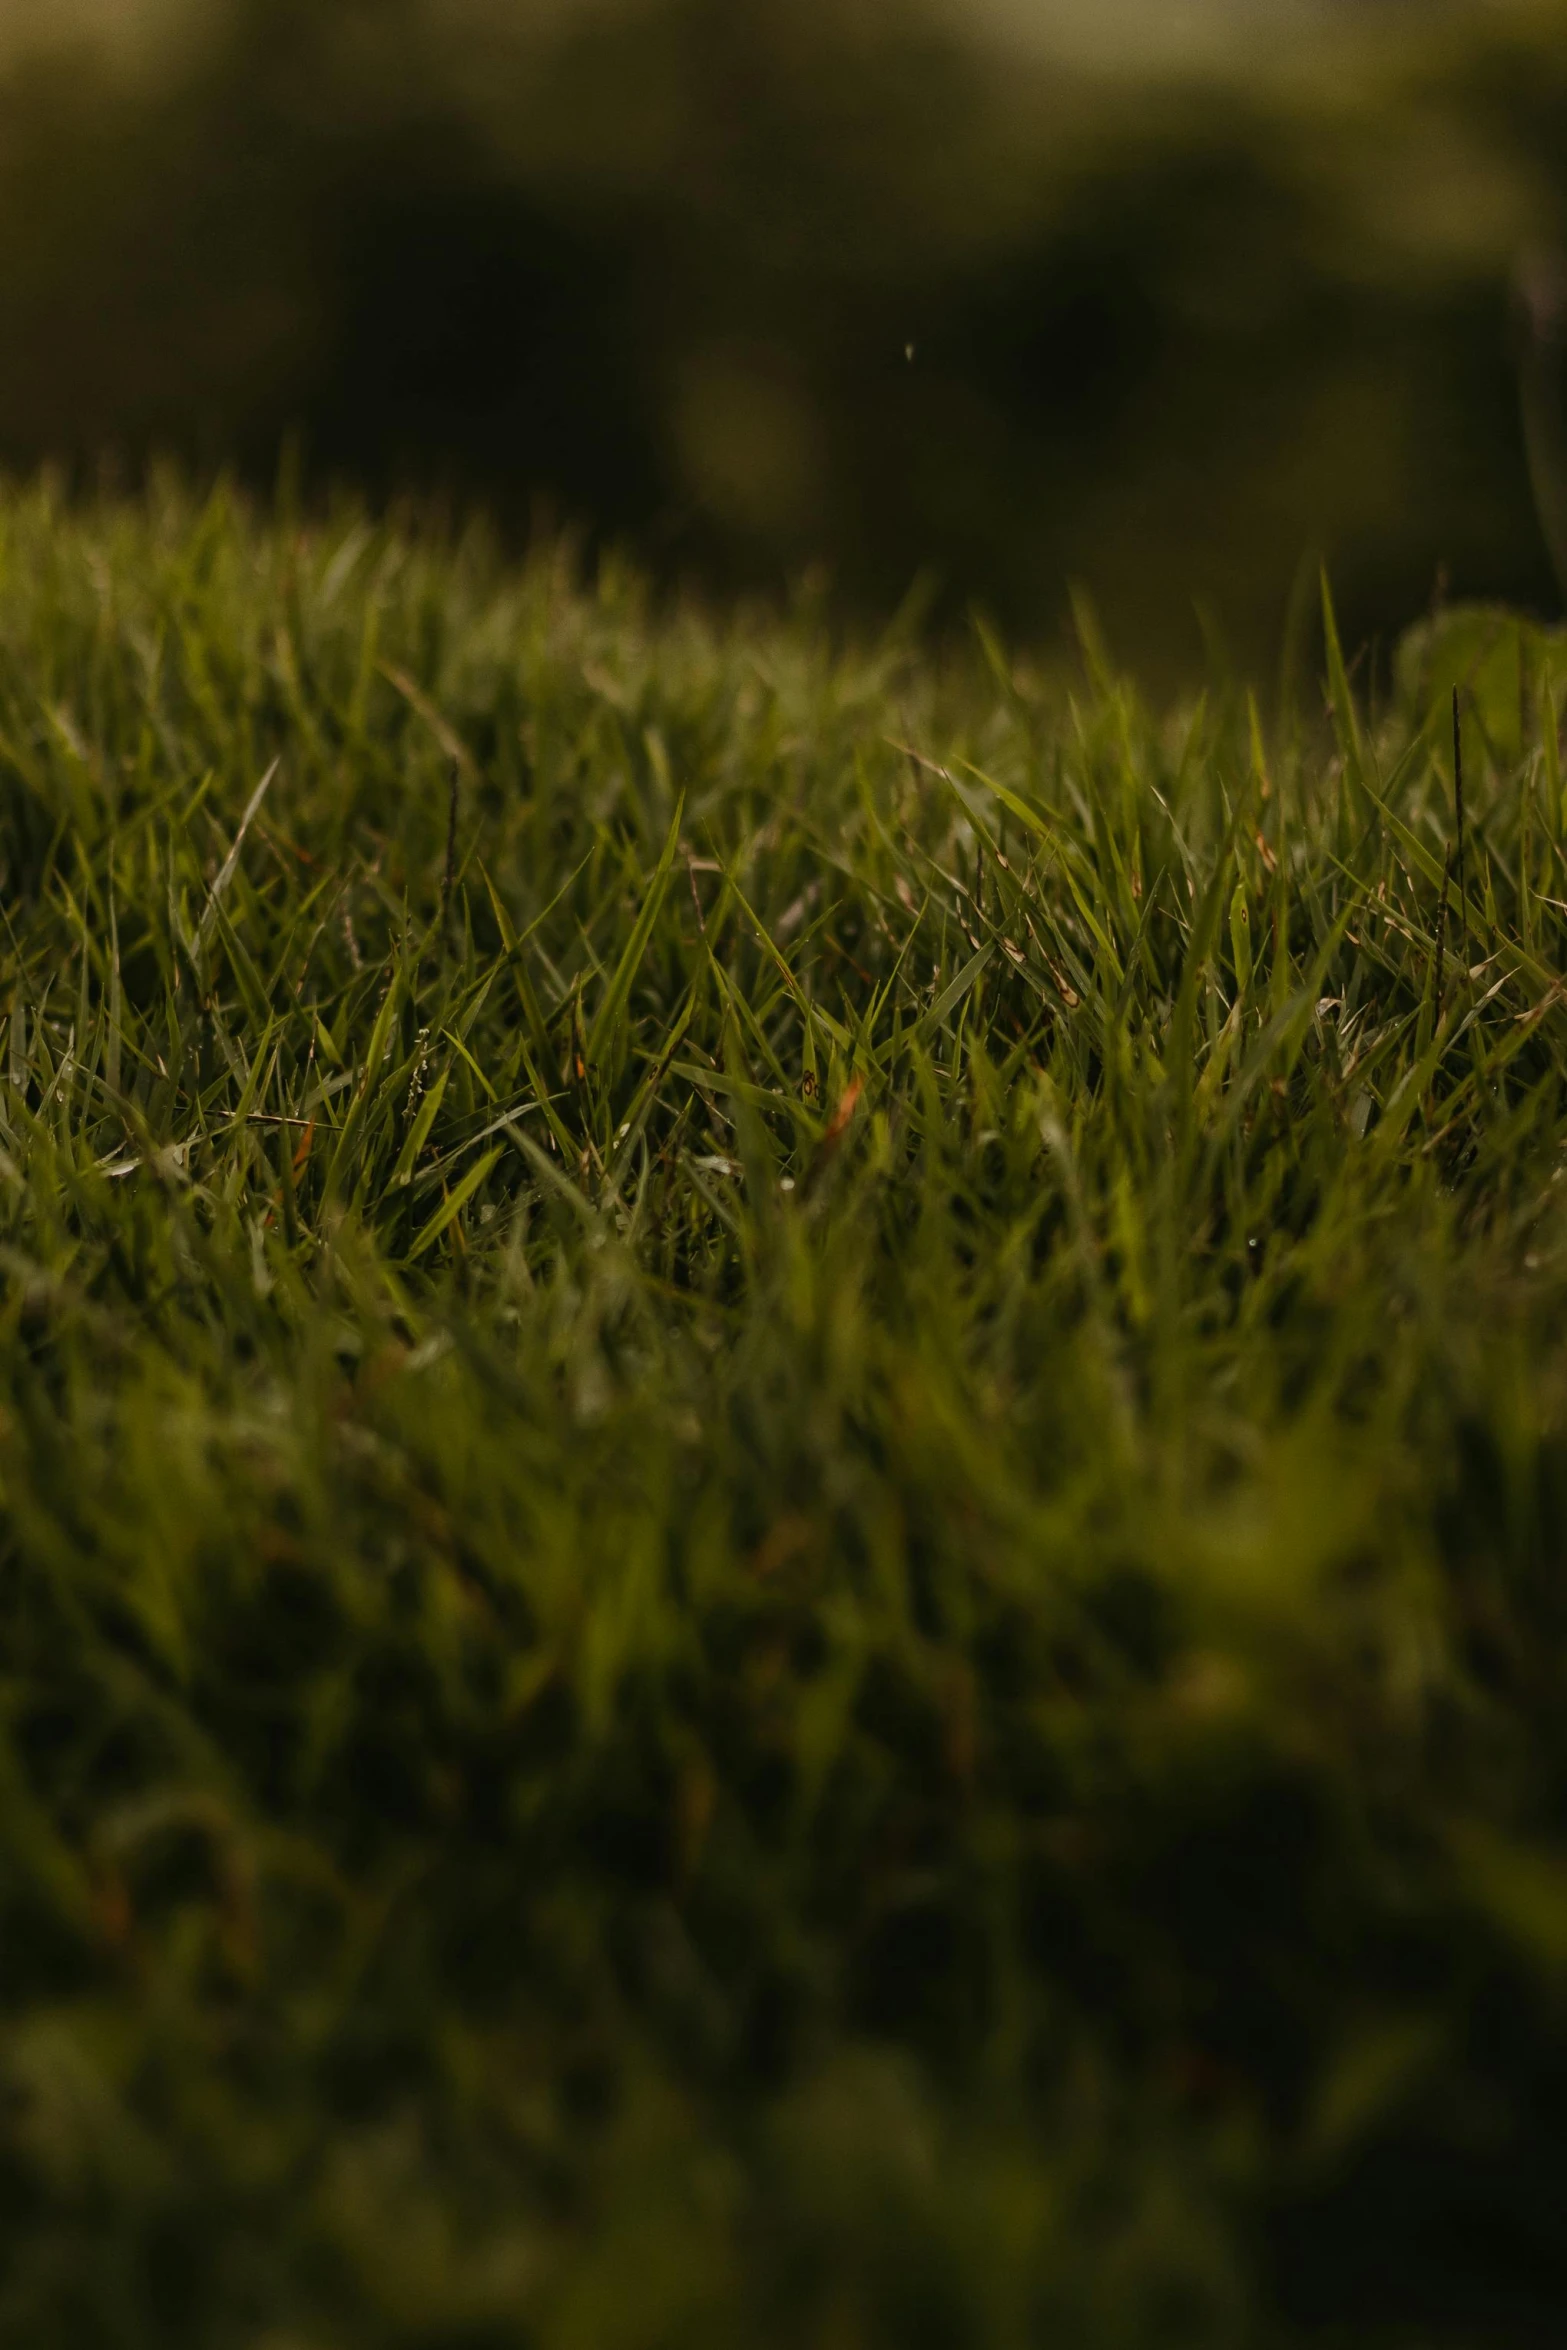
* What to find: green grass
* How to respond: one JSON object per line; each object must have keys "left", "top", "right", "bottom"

{"left": 3, "top": 477, "right": 1567, "bottom": 2347}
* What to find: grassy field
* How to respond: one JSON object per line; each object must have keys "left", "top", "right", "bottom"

{"left": 2, "top": 480, "right": 1567, "bottom": 2346}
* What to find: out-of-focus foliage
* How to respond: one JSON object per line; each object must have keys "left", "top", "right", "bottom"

{"left": 0, "top": 0, "right": 1565, "bottom": 672}
{"left": 2, "top": 481, "right": 1567, "bottom": 2341}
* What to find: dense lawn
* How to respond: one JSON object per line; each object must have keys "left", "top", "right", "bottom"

{"left": 2, "top": 481, "right": 1567, "bottom": 2346}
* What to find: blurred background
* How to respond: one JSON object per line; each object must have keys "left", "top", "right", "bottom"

{"left": 1, "top": 0, "right": 1566, "bottom": 678}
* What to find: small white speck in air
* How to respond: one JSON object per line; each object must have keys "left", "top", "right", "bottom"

{"left": 904, "top": 342, "right": 916, "bottom": 363}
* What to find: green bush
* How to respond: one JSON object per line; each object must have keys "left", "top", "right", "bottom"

{"left": 0, "top": 0, "right": 1564, "bottom": 669}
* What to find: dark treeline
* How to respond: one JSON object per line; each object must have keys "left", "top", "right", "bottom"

{"left": 2, "top": 0, "right": 1565, "bottom": 672}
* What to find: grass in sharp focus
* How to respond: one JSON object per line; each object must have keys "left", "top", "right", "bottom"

{"left": 2, "top": 478, "right": 1567, "bottom": 2347}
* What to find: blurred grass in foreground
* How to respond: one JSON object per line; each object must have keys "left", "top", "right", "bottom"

{"left": 0, "top": 0, "right": 1566, "bottom": 674}
{"left": 1, "top": 482, "right": 1567, "bottom": 2340}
